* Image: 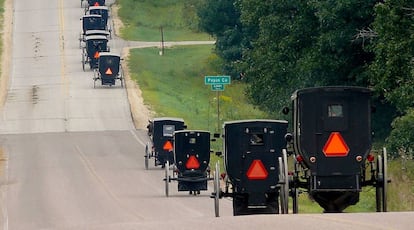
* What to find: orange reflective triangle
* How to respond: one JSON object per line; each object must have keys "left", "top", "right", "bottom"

{"left": 246, "top": 160, "right": 268, "bottom": 180}
{"left": 323, "top": 132, "right": 350, "bottom": 157}
{"left": 94, "top": 51, "right": 100, "bottom": 59}
{"left": 105, "top": 68, "right": 113, "bottom": 75}
{"left": 94, "top": 2, "right": 100, "bottom": 6}
{"left": 163, "top": 140, "right": 173, "bottom": 151}
{"left": 186, "top": 155, "right": 200, "bottom": 169}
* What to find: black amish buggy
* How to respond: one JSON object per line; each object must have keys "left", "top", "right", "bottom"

{"left": 212, "top": 119, "right": 290, "bottom": 217}
{"left": 145, "top": 118, "right": 187, "bottom": 170}
{"left": 93, "top": 53, "right": 124, "bottom": 87}
{"left": 79, "top": 14, "right": 108, "bottom": 48}
{"left": 163, "top": 130, "right": 212, "bottom": 197}
{"left": 288, "top": 86, "right": 389, "bottom": 213}
{"left": 86, "top": 6, "right": 111, "bottom": 37}
{"left": 82, "top": 35, "right": 109, "bottom": 71}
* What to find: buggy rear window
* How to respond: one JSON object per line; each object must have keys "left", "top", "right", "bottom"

{"left": 249, "top": 133, "right": 264, "bottom": 146}
{"left": 328, "top": 104, "right": 343, "bottom": 117}
{"left": 163, "top": 125, "right": 175, "bottom": 137}
{"left": 189, "top": 137, "right": 196, "bottom": 144}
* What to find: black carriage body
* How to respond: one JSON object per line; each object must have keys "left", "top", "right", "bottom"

{"left": 87, "top": 6, "right": 109, "bottom": 28}
{"left": 292, "top": 86, "right": 371, "bottom": 192}
{"left": 97, "top": 53, "right": 120, "bottom": 85}
{"left": 82, "top": 15, "right": 105, "bottom": 33}
{"left": 88, "top": 0, "right": 105, "bottom": 6}
{"left": 224, "top": 120, "right": 288, "bottom": 207}
{"left": 173, "top": 130, "right": 211, "bottom": 192}
{"left": 85, "top": 35, "right": 108, "bottom": 69}
{"left": 151, "top": 118, "right": 186, "bottom": 166}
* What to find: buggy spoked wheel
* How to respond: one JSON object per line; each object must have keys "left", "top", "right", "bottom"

{"left": 82, "top": 52, "right": 85, "bottom": 71}
{"left": 120, "top": 65, "right": 124, "bottom": 88}
{"left": 165, "top": 160, "right": 170, "bottom": 197}
{"left": 291, "top": 159, "right": 300, "bottom": 214}
{"left": 278, "top": 149, "right": 289, "bottom": 214}
{"left": 144, "top": 144, "right": 149, "bottom": 170}
{"left": 376, "top": 147, "right": 388, "bottom": 212}
{"left": 213, "top": 161, "right": 220, "bottom": 217}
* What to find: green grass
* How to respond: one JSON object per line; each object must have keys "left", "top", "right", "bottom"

{"left": 128, "top": 45, "right": 269, "bottom": 131}
{"left": 117, "top": 0, "right": 211, "bottom": 41}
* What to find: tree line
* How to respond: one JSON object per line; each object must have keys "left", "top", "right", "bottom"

{"left": 195, "top": 0, "right": 414, "bottom": 158}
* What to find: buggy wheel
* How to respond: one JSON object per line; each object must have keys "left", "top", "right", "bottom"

{"left": 82, "top": 52, "right": 85, "bottom": 71}
{"left": 291, "top": 161, "right": 300, "bottom": 214}
{"left": 165, "top": 160, "right": 170, "bottom": 197}
{"left": 144, "top": 144, "right": 149, "bottom": 170}
{"left": 120, "top": 65, "right": 124, "bottom": 88}
{"left": 278, "top": 149, "right": 289, "bottom": 214}
{"left": 376, "top": 148, "right": 388, "bottom": 212}
{"left": 213, "top": 161, "right": 220, "bottom": 217}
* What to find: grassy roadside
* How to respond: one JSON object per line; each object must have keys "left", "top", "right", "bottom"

{"left": 120, "top": 0, "right": 413, "bottom": 213}
{"left": 117, "top": 0, "right": 211, "bottom": 41}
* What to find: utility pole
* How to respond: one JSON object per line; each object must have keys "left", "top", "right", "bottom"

{"left": 160, "top": 26, "right": 164, "bottom": 55}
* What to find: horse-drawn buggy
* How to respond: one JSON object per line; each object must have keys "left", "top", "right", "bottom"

{"left": 81, "top": 35, "right": 109, "bottom": 71}
{"left": 212, "top": 119, "right": 290, "bottom": 216}
{"left": 79, "top": 14, "right": 110, "bottom": 48}
{"left": 145, "top": 118, "right": 187, "bottom": 169}
{"left": 85, "top": 6, "right": 112, "bottom": 38}
{"left": 288, "top": 86, "right": 389, "bottom": 213}
{"left": 93, "top": 52, "right": 124, "bottom": 87}
{"left": 163, "top": 130, "right": 213, "bottom": 197}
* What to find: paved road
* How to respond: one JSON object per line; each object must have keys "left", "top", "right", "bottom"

{"left": 0, "top": 0, "right": 412, "bottom": 229}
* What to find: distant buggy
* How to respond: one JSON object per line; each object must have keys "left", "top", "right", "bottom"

{"left": 82, "top": 35, "right": 109, "bottom": 71}
{"left": 145, "top": 118, "right": 187, "bottom": 169}
{"left": 163, "top": 130, "right": 212, "bottom": 197}
{"left": 93, "top": 53, "right": 124, "bottom": 87}
{"left": 288, "top": 86, "right": 389, "bottom": 213}
{"left": 79, "top": 14, "right": 109, "bottom": 48}
{"left": 212, "top": 119, "right": 290, "bottom": 217}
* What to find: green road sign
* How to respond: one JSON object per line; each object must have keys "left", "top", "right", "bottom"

{"left": 204, "top": 76, "right": 231, "bottom": 85}
{"left": 211, "top": 84, "right": 224, "bottom": 91}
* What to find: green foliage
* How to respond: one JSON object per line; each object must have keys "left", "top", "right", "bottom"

{"left": 368, "top": 0, "right": 414, "bottom": 157}
{"left": 117, "top": 0, "right": 210, "bottom": 41}
{"left": 237, "top": 0, "right": 378, "bottom": 115}
{"left": 386, "top": 108, "right": 414, "bottom": 159}
{"left": 197, "top": 0, "right": 244, "bottom": 77}
{"left": 369, "top": 0, "right": 414, "bottom": 113}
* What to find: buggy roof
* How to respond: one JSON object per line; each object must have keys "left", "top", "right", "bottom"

{"left": 223, "top": 119, "right": 288, "bottom": 126}
{"left": 85, "top": 35, "right": 108, "bottom": 41}
{"left": 88, "top": 6, "right": 109, "bottom": 11}
{"left": 81, "top": 14, "right": 102, "bottom": 19}
{"left": 174, "top": 130, "right": 209, "bottom": 135}
{"left": 98, "top": 52, "right": 120, "bottom": 58}
{"left": 152, "top": 117, "right": 185, "bottom": 123}
{"left": 291, "top": 86, "right": 371, "bottom": 100}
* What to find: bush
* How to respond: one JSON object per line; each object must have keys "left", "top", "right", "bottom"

{"left": 386, "top": 108, "right": 414, "bottom": 159}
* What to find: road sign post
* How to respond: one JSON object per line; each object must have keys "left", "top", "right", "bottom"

{"left": 204, "top": 76, "right": 231, "bottom": 131}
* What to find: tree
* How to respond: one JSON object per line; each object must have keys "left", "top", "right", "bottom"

{"left": 368, "top": 0, "right": 414, "bottom": 113}
{"left": 197, "top": 0, "right": 244, "bottom": 76}
{"left": 368, "top": 0, "right": 414, "bottom": 156}
{"left": 238, "top": 0, "right": 377, "bottom": 114}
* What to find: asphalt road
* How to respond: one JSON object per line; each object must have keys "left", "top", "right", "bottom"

{"left": 0, "top": 0, "right": 412, "bottom": 229}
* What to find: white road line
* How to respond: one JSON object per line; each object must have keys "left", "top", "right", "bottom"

{"left": 129, "top": 129, "right": 146, "bottom": 147}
